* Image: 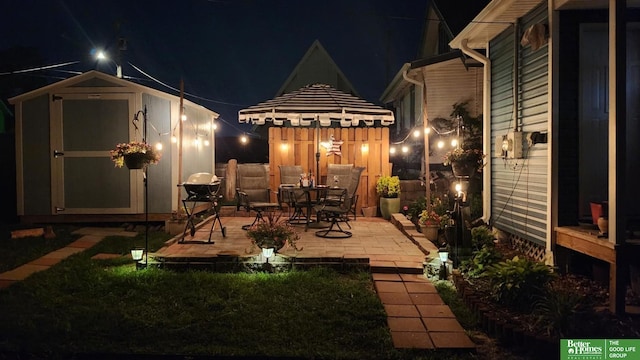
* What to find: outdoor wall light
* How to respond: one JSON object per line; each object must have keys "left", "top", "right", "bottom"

{"left": 131, "top": 248, "right": 144, "bottom": 261}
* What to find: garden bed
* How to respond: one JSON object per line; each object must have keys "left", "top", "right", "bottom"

{"left": 452, "top": 242, "right": 640, "bottom": 357}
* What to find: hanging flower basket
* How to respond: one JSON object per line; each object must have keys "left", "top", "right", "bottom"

{"left": 451, "top": 161, "right": 475, "bottom": 177}
{"left": 110, "top": 141, "right": 161, "bottom": 169}
{"left": 443, "top": 148, "right": 485, "bottom": 177}
{"left": 124, "top": 153, "right": 147, "bottom": 169}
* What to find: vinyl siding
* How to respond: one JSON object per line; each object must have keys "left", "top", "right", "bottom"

{"left": 490, "top": 3, "right": 549, "bottom": 246}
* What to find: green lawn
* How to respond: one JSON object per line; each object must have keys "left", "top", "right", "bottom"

{"left": 0, "top": 231, "right": 476, "bottom": 359}
{"left": 0, "top": 225, "right": 80, "bottom": 273}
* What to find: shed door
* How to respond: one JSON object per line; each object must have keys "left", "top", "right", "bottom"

{"left": 50, "top": 93, "right": 140, "bottom": 214}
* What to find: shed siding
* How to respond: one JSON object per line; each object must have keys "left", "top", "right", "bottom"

{"left": 22, "top": 94, "right": 51, "bottom": 215}
{"left": 143, "top": 93, "right": 173, "bottom": 213}
{"left": 490, "top": 3, "right": 549, "bottom": 246}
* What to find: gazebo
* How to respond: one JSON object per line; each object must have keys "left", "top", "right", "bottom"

{"left": 238, "top": 83, "right": 395, "bottom": 213}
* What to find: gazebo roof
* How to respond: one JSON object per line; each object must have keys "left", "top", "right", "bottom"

{"left": 238, "top": 83, "right": 394, "bottom": 127}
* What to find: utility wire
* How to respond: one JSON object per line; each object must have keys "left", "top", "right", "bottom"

{"left": 0, "top": 61, "right": 80, "bottom": 75}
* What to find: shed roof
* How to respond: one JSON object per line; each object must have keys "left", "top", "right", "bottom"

{"left": 8, "top": 70, "right": 219, "bottom": 118}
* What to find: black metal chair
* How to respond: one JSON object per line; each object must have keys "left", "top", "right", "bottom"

{"left": 179, "top": 173, "right": 225, "bottom": 243}
{"left": 278, "top": 165, "right": 310, "bottom": 224}
{"left": 313, "top": 188, "right": 352, "bottom": 238}
{"left": 236, "top": 164, "right": 280, "bottom": 230}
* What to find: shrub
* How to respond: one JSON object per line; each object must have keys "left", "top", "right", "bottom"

{"left": 376, "top": 176, "right": 400, "bottom": 198}
{"left": 533, "top": 282, "right": 589, "bottom": 338}
{"left": 470, "top": 225, "right": 495, "bottom": 251}
{"left": 485, "top": 256, "right": 556, "bottom": 311}
{"left": 460, "top": 245, "right": 502, "bottom": 278}
{"left": 407, "top": 196, "right": 427, "bottom": 221}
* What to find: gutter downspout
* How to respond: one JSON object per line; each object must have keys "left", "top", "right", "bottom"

{"left": 459, "top": 39, "right": 491, "bottom": 223}
{"left": 402, "top": 67, "right": 431, "bottom": 208}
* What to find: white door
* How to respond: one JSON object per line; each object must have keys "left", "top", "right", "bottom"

{"left": 50, "top": 93, "right": 141, "bottom": 214}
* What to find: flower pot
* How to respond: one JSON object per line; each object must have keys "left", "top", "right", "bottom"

{"left": 379, "top": 197, "right": 400, "bottom": 220}
{"left": 421, "top": 224, "right": 439, "bottom": 242}
{"left": 124, "top": 153, "right": 147, "bottom": 169}
{"left": 451, "top": 161, "right": 474, "bottom": 177}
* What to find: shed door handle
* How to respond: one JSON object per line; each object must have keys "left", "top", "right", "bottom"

{"left": 53, "top": 150, "right": 64, "bottom": 158}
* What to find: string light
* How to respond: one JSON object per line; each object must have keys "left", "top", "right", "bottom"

{"left": 402, "top": 145, "right": 409, "bottom": 153}
{"left": 390, "top": 146, "right": 396, "bottom": 154}
{"left": 204, "top": 139, "right": 210, "bottom": 146}
{"left": 240, "top": 134, "right": 248, "bottom": 144}
{"left": 437, "top": 140, "right": 445, "bottom": 149}
{"left": 413, "top": 129, "right": 421, "bottom": 138}
{"left": 155, "top": 142, "right": 163, "bottom": 151}
{"left": 451, "top": 138, "right": 458, "bottom": 147}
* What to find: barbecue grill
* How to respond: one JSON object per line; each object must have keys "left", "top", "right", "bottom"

{"left": 179, "top": 172, "right": 226, "bottom": 242}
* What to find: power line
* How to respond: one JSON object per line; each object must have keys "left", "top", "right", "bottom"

{"left": 127, "top": 62, "right": 246, "bottom": 106}
{"left": 0, "top": 61, "right": 80, "bottom": 76}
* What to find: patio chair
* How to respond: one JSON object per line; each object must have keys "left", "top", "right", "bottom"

{"left": 236, "top": 164, "right": 280, "bottom": 230}
{"left": 313, "top": 188, "right": 352, "bottom": 238}
{"left": 346, "top": 166, "right": 365, "bottom": 220}
{"left": 278, "top": 165, "right": 309, "bottom": 225}
{"left": 326, "top": 163, "right": 353, "bottom": 188}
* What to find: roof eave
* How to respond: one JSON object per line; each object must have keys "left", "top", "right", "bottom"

{"left": 379, "top": 63, "right": 412, "bottom": 104}
{"left": 449, "top": 0, "right": 544, "bottom": 50}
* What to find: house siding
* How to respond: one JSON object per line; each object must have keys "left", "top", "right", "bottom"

{"left": 490, "top": 3, "right": 549, "bottom": 246}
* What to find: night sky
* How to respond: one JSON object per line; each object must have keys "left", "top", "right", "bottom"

{"left": 1, "top": 0, "right": 427, "bottom": 135}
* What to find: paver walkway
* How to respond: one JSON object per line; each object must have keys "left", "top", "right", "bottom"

{"left": 0, "top": 227, "right": 135, "bottom": 289}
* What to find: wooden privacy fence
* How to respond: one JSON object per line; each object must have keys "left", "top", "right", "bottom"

{"left": 268, "top": 126, "right": 391, "bottom": 212}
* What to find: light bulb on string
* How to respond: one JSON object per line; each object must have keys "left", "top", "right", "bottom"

{"left": 413, "top": 129, "right": 421, "bottom": 138}
{"left": 402, "top": 145, "right": 409, "bottom": 153}
{"left": 171, "top": 136, "right": 177, "bottom": 143}
{"left": 451, "top": 138, "right": 459, "bottom": 148}
{"left": 390, "top": 146, "right": 396, "bottom": 155}
{"left": 424, "top": 127, "right": 431, "bottom": 135}
{"left": 240, "top": 135, "right": 248, "bottom": 144}
{"left": 204, "top": 139, "right": 210, "bottom": 146}
{"left": 437, "top": 140, "right": 445, "bottom": 149}
{"left": 155, "top": 142, "right": 163, "bottom": 151}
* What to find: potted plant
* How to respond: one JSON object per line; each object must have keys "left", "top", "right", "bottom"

{"left": 376, "top": 175, "right": 400, "bottom": 220}
{"left": 246, "top": 212, "right": 301, "bottom": 254}
{"left": 443, "top": 147, "right": 484, "bottom": 177}
{"left": 110, "top": 141, "right": 161, "bottom": 169}
{"left": 419, "top": 210, "right": 450, "bottom": 243}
